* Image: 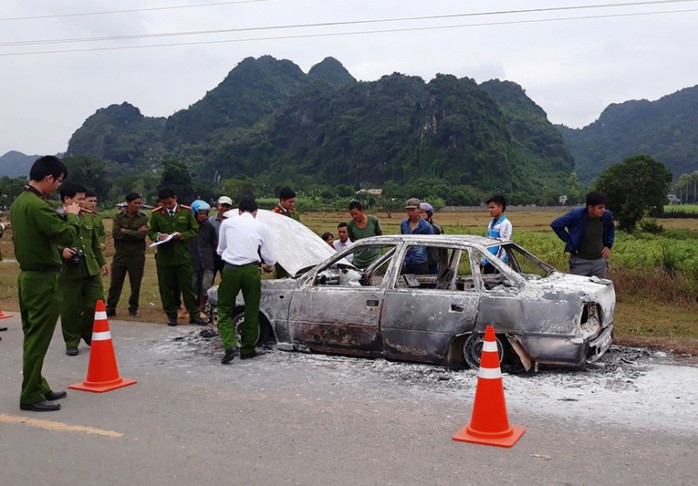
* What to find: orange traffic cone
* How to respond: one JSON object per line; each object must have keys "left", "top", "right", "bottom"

{"left": 0, "top": 306, "right": 12, "bottom": 319}
{"left": 69, "top": 300, "right": 137, "bottom": 393}
{"left": 452, "top": 325, "right": 525, "bottom": 448}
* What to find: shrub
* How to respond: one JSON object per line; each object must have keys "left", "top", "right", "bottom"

{"left": 640, "top": 218, "right": 664, "bottom": 234}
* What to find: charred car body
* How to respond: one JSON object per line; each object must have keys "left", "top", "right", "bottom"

{"left": 209, "top": 210, "right": 615, "bottom": 371}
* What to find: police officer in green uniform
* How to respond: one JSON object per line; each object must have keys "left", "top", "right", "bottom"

{"left": 11, "top": 156, "right": 80, "bottom": 412}
{"left": 58, "top": 182, "right": 109, "bottom": 356}
{"left": 107, "top": 192, "right": 148, "bottom": 318}
{"left": 84, "top": 189, "right": 106, "bottom": 250}
{"left": 0, "top": 222, "right": 7, "bottom": 337}
{"left": 149, "top": 188, "right": 204, "bottom": 326}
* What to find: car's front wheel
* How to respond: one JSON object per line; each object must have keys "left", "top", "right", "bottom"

{"left": 463, "top": 332, "right": 506, "bottom": 370}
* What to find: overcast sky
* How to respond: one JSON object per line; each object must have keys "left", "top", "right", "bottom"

{"left": 2, "top": 0, "right": 697, "bottom": 155}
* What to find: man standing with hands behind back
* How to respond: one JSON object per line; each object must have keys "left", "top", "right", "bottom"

{"left": 11, "top": 156, "right": 80, "bottom": 412}
{"left": 106, "top": 192, "right": 149, "bottom": 318}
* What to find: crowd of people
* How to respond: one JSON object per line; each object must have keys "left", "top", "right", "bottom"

{"left": 8, "top": 155, "right": 614, "bottom": 412}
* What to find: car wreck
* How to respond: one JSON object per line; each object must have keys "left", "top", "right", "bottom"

{"left": 209, "top": 209, "right": 615, "bottom": 371}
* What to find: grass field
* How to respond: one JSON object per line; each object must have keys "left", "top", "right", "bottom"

{"left": 1, "top": 208, "right": 696, "bottom": 355}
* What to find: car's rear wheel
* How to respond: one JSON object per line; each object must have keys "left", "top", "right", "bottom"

{"left": 232, "top": 311, "right": 274, "bottom": 345}
{"left": 463, "top": 332, "right": 506, "bottom": 370}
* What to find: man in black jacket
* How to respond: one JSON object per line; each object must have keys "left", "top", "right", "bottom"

{"left": 189, "top": 200, "right": 218, "bottom": 323}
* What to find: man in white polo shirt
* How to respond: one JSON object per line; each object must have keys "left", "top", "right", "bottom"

{"left": 216, "top": 198, "right": 276, "bottom": 364}
{"left": 333, "top": 222, "right": 353, "bottom": 263}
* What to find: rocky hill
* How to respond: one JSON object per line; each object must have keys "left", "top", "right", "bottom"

{"left": 558, "top": 85, "right": 698, "bottom": 183}
{"left": 65, "top": 56, "right": 576, "bottom": 203}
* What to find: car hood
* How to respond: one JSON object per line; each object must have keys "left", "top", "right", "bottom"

{"left": 222, "top": 208, "right": 337, "bottom": 277}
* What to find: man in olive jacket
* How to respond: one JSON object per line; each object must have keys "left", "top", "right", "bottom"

{"left": 58, "top": 182, "right": 109, "bottom": 356}
{"left": 106, "top": 192, "right": 149, "bottom": 318}
{"left": 149, "top": 188, "right": 203, "bottom": 326}
{"left": 11, "top": 156, "right": 80, "bottom": 412}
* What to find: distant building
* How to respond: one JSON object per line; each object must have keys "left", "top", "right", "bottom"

{"left": 667, "top": 194, "right": 680, "bottom": 205}
{"left": 356, "top": 188, "right": 383, "bottom": 197}
{"left": 558, "top": 195, "right": 568, "bottom": 205}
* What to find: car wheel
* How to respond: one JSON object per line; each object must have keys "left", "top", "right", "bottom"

{"left": 232, "top": 312, "right": 261, "bottom": 346}
{"left": 463, "top": 332, "right": 505, "bottom": 370}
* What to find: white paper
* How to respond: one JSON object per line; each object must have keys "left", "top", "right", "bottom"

{"left": 149, "top": 233, "right": 177, "bottom": 247}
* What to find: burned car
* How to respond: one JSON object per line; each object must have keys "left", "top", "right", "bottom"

{"left": 209, "top": 210, "right": 615, "bottom": 371}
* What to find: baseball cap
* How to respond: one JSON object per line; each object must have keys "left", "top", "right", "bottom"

{"left": 405, "top": 197, "right": 421, "bottom": 209}
{"left": 217, "top": 196, "right": 233, "bottom": 206}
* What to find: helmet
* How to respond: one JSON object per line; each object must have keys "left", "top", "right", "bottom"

{"left": 190, "top": 199, "right": 211, "bottom": 216}
{"left": 419, "top": 202, "right": 434, "bottom": 213}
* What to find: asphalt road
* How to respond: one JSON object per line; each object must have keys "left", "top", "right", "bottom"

{"left": 1, "top": 314, "right": 695, "bottom": 485}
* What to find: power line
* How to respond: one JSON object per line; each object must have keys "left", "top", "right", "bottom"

{"left": 0, "top": 0, "right": 274, "bottom": 22}
{"left": 1, "top": 0, "right": 696, "bottom": 23}
{"left": 1, "top": 7, "right": 695, "bottom": 57}
{"left": 2, "top": 0, "right": 697, "bottom": 48}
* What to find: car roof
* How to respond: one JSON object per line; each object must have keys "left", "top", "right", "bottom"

{"left": 219, "top": 211, "right": 510, "bottom": 276}
{"left": 353, "top": 234, "right": 505, "bottom": 250}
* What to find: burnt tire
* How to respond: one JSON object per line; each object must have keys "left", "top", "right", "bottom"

{"left": 232, "top": 312, "right": 274, "bottom": 345}
{"left": 463, "top": 332, "right": 505, "bottom": 370}
{"left": 232, "top": 312, "right": 260, "bottom": 346}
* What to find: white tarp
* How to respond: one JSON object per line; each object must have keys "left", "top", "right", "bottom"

{"left": 222, "top": 208, "right": 337, "bottom": 277}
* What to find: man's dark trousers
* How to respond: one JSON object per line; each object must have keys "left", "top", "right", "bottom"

{"left": 18, "top": 271, "right": 62, "bottom": 405}
{"left": 107, "top": 253, "right": 145, "bottom": 314}
{"left": 217, "top": 264, "right": 261, "bottom": 355}
{"left": 156, "top": 261, "right": 198, "bottom": 318}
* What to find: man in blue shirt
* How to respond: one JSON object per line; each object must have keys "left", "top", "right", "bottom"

{"left": 551, "top": 192, "right": 615, "bottom": 278}
{"left": 482, "top": 195, "right": 512, "bottom": 274}
{"left": 400, "top": 198, "right": 433, "bottom": 274}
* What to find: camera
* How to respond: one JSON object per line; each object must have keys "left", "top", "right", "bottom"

{"left": 68, "top": 248, "right": 85, "bottom": 266}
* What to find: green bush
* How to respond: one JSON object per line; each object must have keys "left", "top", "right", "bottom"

{"left": 639, "top": 218, "right": 664, "bottom": 234}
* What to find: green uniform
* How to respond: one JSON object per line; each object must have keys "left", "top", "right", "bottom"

{"left": 271, "top": 206, "right": 299, "bottom": 277}
{"left": 60, "top": 210, "right": 107, "bottom": 347}
{"left": 11, "top": 186, "right": 79, "bottom": 406}
{"left": 94, "top": 212, "right": 106, "bottom": 247}
{"left": 218, "top": 264, "right": 261, "bottom": 354}
{"left": 106, "top": 209, "right": 148, "bottom": 315}
{"left": 148, "top": 204, "right": 199, "bottom": 319}
{"left": 272, "top": 205, "right": 301, "bottom": 221}
{"left": 0, "top": 223, "right": 6, "bottom": 261}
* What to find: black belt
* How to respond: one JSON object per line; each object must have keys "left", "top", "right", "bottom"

{"left": 21, "top": 266, "right": 61, "bottom": 273}
{"left": 224, "top": 262, "right": 260, "bottom": 270}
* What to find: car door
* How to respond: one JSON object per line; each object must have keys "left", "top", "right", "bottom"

{"left": 380, "top": 246, "right": 480, "bottom": 363}
{"left": 286, "top": 243, "right": 397, "bottom": 356}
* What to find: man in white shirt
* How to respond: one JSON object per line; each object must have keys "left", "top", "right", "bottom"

{"left": 333, "top": 222, "right": 353, "bottom": 263}
{"left": 217, "top": 198, "right": 276, "bottom": 363}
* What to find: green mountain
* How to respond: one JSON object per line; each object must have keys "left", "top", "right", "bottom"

{"left": 558, "top": 85, "right": 698, "bottom": 183}
{"left": 480, "top": 80, "right": 574, "bottom": 194}
{"left": 307, "top": 56, "right": 356, "bottom": 85}
{"left": 66, "top": 56, "right": 575, "bottom": 204}
{"left": 67, "top": 102, "right": 166, "bottom": 170}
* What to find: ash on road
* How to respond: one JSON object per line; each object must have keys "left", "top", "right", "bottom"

{"left": 161, "top": 327, "right": 698, "bottom": 436}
